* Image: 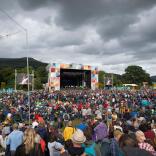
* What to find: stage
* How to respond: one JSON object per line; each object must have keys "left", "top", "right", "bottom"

{"left": 60, "top": 69, "right": 91, "bottom": 89}
{"left": 48, "top": 63, "right": 98, "bottom": 90}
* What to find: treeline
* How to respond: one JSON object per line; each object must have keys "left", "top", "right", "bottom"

{"left": 0, "top": 57, "right": 152, "bottom": 90}
{"left": 98, "top": 65, "right": 151, "bottom": 88}
{"left": 0, "top": 66, "right": 48, "bottom": 90}
{"left": 0, "top": 58, "right": 48, "bottom": 89}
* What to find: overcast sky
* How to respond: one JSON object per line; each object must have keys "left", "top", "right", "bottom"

{"left": 0, "top": 0, "right": 156, "bottom": 76}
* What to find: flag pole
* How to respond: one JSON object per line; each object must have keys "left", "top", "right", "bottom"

{"left": 25, "top": 30, "right": 31, "bottom": 126}
{"left": 32, "top": 70, "right": 34, "bottom": 91}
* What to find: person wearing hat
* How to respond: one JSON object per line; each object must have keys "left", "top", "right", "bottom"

{"left": 61, "top": 129, "right": 86, "bottom": 156}
{"left": 76, "top": 119, "right": 87, "bottom": 132}
{"left": 63, "top": 121, "right": 75, "bottom": 141}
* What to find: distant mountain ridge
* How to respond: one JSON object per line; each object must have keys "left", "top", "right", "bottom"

{"left": 0, "top": 57, "right": 48, "bottom": 69}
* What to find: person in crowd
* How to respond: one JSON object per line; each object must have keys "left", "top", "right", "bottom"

{"left": 6, "top": 123, "right": 23, "bottom": 156}
{"left": 135, "top": 130, "right": 156, "bottom": 155}
{"left": 93, "top": 114, "right": 108, "bottom": 143}
{"left": 83, "top": 127, "right": 101, "bottom": 156}
{"left": 128, "top": 118, "right": 139, "bottom": 133}
{"left": 15, "top": 128, "right": 43, "bottom": 156}
{"left": 48, "top": 132, "right": 64, "bottom": 156}
{"left": 0, "top": 123, "right": 11, "bottom": 154}
{"left": 112, "top": 110, "right": 118, "bottom": 124}
{"left": 63, "top": 121, "right": 75, "bottom": 142}
{"left": 144, "top": 123, "right": 156, "bottom": 147}
{"left": 35, "top": 131, "right": 46, "bottom": 153}
{"left": 61, "top": 129, "right": 86, "bottom": 156}
{"left": 110, "top": 130, "right": 123, "bottom": 156}
{"left": 76, "top": 119, "right": 87, "bottom": 132}
{"left": 63, "top": 113, "right": 70, "bottom": 127}
{"left": 36, "top": 123, "right": 48, "bottom": 144}
{"left": 119, "top": 134, "right": 153, "bottom": 156}
{"left": 0, "top": 110, "right": 5, "bottom": 123}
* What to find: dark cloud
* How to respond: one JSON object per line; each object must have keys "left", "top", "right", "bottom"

{"left": 17, "top": 0, "right": 48, "bottom": 10}
{"left": 54, "top": 0, "right": 156, "bottom": 29}
{"left": 96, "top": 15, "right": 138, "bottom": 40}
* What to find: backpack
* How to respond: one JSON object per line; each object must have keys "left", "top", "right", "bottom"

{"left": 100, "top": 138, "right": 124, "bottom": 156}
{"left": 83, "top": 143, "right": 96, "bottom": 156}
{"left": 94, "top": 122, "right": 108, "bottom": 142}
{"left": 100, "top": 139, "right": 111, "bottom": 156}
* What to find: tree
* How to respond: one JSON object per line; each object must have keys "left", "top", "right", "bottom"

{"left": 113, "top": 74, "right": 123, "bottom": 86}
{"left": 0, "top": 67, "right": 14, "bottom": 88}
{"left": 122, "top": 65, "right": 151, "bottom": 85}
{"left": 35, "top": 66, "right": 48, "bottom": 85}
{"left": 98, "top": 71, "right": 105, "bottom": 88}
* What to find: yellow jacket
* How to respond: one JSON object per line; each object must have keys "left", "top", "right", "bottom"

{"left": 63, "top": 126, "right": 75, "bottom": 141}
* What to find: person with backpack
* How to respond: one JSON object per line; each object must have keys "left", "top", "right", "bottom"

{"left": 63, "top": 121, "right": 75, "bottom": 142}
{"left": 83, "top": 127, "right": 101, "bottom": 156}
{"left": 110, "top": 130, "right": 123, "bottom": 156}
{"left": 93, "top": 115, "right": 108, "bottom": 143}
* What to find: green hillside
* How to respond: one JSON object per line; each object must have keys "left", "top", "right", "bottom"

{"left": 0, "top": 57, "right": 47, "bottom": 68}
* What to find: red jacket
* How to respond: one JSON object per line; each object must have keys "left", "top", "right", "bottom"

{"left": 40, "top": 138, "right": 46, "bottom": 152}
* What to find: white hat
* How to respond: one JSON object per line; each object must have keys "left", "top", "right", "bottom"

{"left": 71, "top": 129, "right": 86, "bottom": 144}
{"left": 96, "top": 114, "right": 102, "bottom": 120}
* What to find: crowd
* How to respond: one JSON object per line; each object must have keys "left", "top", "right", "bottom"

{"left": 0, "top": 88, "right": 156, "bottom": 156}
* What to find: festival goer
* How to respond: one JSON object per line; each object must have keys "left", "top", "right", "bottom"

{"left": 110, "top": 130, "right": 123, "bottom": 156}
{"left": 15, "top": 128, "right": 43, "bottom": 156}
{"left": 63, "top": 121, "right": 75, "bottom": 142}
{"left": 136, "top": 130, "right": 156, "bottom": 155}
{"left": 83, "top": 127, "right": 101, "bottom": 156}
{"left": 6, "top": 123, "right": 23, "bottom": 156}
{"left": 93, "top": 115, "right": 108, "bottom": 143}
{"left": 76, "top": 119, "right": 87, "bottom": 132}
{"left": 61, "top": 129, "right": 86, "bottom": 156}
{"left": 48, "top": 132, "right": 64, "bottom": 156}
{"left": 119, "top": 134, "right": 152, "bottom": 156}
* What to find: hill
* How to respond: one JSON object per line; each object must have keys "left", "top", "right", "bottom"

{"left": 0, "top": 57, "right": 48, "bottom": 69}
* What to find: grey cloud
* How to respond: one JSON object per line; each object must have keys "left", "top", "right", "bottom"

{"left": 17, "top": 0, "right": 48, "bottom": 10}
{"left": 1, "top": 0, "right": 156, "bottom": 75}
{"left": 96, "top": 15, "right": 138, "bottom": 40}
{"left": 54, "top": 0, "right": 156, "bottom": 29}
{"left": 15, "top": 0, "right": 156, "bottom": 29}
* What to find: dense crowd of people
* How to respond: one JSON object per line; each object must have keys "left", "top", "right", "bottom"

{"left": 0, "top": 88, "right": 156, "bottom": 156}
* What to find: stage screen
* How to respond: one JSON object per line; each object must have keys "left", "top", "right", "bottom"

{"left": 60, "top": 69, "right": 91, "bottom": 89}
